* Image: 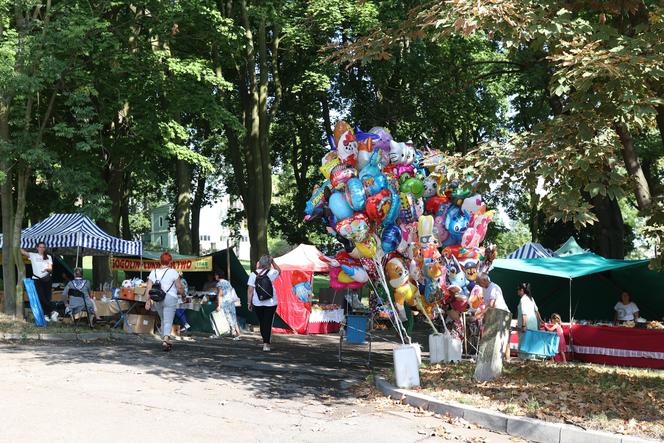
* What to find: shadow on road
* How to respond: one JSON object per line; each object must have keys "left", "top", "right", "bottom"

{"left": 0, "top": 331, "right": 401, "bottom": 402}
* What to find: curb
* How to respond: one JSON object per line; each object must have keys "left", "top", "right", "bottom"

{"left": 374, "top": 377, "right": 657, "bottom": 443}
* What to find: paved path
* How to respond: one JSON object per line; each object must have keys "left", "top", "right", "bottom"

{"left": 0, "top": 333, "right": 524, "bottom": 442}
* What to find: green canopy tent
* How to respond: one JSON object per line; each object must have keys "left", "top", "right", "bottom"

{"left": 554, "top": 236, "right": 587, "bottom": 257}
{"left": 490, "top": 253, "right": 662, "bottom": 322}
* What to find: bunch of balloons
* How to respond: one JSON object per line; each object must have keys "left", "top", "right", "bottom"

{"left": 305, "top": 121, "right": 495, "bottom": 330}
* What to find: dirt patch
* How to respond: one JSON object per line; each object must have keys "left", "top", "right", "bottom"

{"left": 397, "top": 360, "right": 664, "bottom": 440}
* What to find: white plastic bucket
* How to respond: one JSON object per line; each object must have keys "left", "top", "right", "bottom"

{"left": 394, "top": 344, "right": 421, "bottom": 388}
{"left": 429, "top": 333, "right": 446, "bottom": 364}
{"left": 448, "top": 336, "right": 463, "bottom": 362}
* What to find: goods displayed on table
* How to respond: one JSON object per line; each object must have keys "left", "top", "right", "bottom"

{"left": 308, "top": 304, "right": 344, "bottom": 334}
{"left": 304, "top": 120, "right": 496, "bottom": 345}
{"left": 647, "top": 321, "right": 664, "bottom": 330}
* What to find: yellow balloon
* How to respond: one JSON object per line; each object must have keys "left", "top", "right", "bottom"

{"left": 320, "top": 157, "right": 340, "bottom": 178}
{"left": 355, "top": 236, "right": 377, "bottom": 258}
{"left": 337, "top": 271, "right": 354, "bottom": 284}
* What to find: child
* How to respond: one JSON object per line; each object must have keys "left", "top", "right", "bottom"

{"left": 544, "top": 313, "right": 567, "bottom": 363}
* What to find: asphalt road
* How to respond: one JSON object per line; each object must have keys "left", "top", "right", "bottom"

{"left": 0, "top": 333, "right": 523, "bottom": 442}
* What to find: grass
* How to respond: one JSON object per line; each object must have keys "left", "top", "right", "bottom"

{"left": 407, "top": 360, "right": 664, "bottom": 440}
{"left": 0, "top": 312, "right": 123, "bottom": 335}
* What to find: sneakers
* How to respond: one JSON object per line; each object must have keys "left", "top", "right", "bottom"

{"left": 262, "top": 344, "right": 271, "bottom": 352}
{"left": 183, "top": 324, "right": 191, "bottom": 331}
{"left": 44, "top": 315, "right": 51, "bottom": 323}
{"left": 50, "top": 312, "right": 59, "bottom": 322}
{"left": 232, "top": 336, "right": 241, "bottom": 341}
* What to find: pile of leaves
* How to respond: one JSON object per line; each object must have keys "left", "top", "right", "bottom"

{"left": 412, "top": 361, "right": 664, "bottom": 439}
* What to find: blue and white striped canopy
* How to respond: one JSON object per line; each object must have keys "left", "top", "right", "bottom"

{"left": 506, "top": 242, "right": 554, "bottom": 260}
{"left": 1, "top": 213, "right": 141, "bottom": 256}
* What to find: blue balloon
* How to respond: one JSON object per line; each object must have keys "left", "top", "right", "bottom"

{"left": 382, "top": 188, "right": 400, "bottom": 227}
{"left": 345, "top": 178, "right": 366, "bottom": 211}
{"left": 381, "top": 224, "right": 402, "bottom": 254}
{"left": 329, "top": 192, "right": 354, "bottom": 220}
{"left": 363, "top": 173, "right": 387, "bottom": 196}
{"left": 359, "top": 149, "right": 382, "bottom": 180}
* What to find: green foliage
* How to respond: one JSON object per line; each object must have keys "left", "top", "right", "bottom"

{"left": 494, "top": 221, "right": 532, "bottom": 258}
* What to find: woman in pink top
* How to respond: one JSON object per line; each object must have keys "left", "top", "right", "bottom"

{"left": 544, "top": 313, "right": 567, "bottom": 363}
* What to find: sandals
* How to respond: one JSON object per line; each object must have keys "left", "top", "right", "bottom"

{"left": 161, "top": 340, "right": 173, "bottom": 352}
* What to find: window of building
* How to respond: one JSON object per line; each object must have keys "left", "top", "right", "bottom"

{"left": 159, "top": 216, "right": 163, "bottom": 228}
{"left": 210, "top": 242, "right": 216, "bottom": 250}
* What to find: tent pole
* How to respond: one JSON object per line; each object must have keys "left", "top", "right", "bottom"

{"left": 140, "top": 234, "right": 144, "bottom": 281}
{"left": 568, "top": 278, "right": 572, "bottom": 323}
{"left": 76, "top": 246, "right": 80, "bottom": 269}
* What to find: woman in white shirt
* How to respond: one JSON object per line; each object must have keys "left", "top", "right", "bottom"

{"left": 145, "top": 252, "right": 184, "bottom": 351}
{"left": 247, "top": 255, "right": 281, "bottom": 351}
{"left": 614, "top": 291, "right": 639, "bottom": 324}
{"left": 21, "top": 242, "right": 57, "bottom": 321}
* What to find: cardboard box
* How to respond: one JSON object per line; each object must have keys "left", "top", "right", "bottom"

{"left": 94, "top": 299, "right": 130, "bottom": 317}
{"left": 123, "top": 314, "right": 156, "bottom": 334}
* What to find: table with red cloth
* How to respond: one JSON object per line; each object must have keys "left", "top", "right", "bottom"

{"left": 570, "top": 324, "right": 664, "bottom": 369}
{"left": 510, "top": 323, "right": 664, "bottom": 368}
{"left": 307, "top": 305, "right": 343, "bottom": 334}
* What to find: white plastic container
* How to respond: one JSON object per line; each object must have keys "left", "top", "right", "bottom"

{"left": 411, "top": 342, "right": 422, "bottom": 366}
{"left": 394, "top": 344, "right": 421, "bottom": 388}
{"left": 448, "top": 336, "right": 463, "bottom": 362}
{"left": 429, "top": 333, "right": 446, "bottom": 364}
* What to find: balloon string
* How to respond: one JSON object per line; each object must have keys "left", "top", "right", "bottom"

{"left": 364, "top": 274, "right": 401, "bottom": 337}
{"left": 373, "top": 257, "right": 409, "bottom": 345}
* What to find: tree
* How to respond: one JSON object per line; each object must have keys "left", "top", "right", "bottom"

{"left": 333, "top": 0, "right": 664, "bottom": 262}
{"left": 0, "top": 1, "right": 109, "bottom": 315}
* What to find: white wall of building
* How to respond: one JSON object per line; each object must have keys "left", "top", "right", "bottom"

{"left": 149, "top": 195, "right": 250, "bottom": 261}
{"left": 198, "top": 194, "right": 250, "bottom": 260}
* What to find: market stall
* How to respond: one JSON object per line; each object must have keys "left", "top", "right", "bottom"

{"left": 492, "top": 252, "right": 664, "bottom": 368}
{"left": 116, "top": 248, "right": 248, "bottom": 333}
{"left": 272, "top": 244, "right": 329, "bottom": 334}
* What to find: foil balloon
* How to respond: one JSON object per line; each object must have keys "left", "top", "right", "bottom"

{"left": 336, "top": 131, "right": 358, "bottom": 166}
{"left": 320, "top": 152, "right": 340, "bottom": 178}
{"left": 340, "top": 264, "right": 369, "bottom": 283}
{"left": 442, "top": 206, "right": 471, "bottom": 247}
{"left": 365, "top": 189, "right": 392, "bottom": 222}
{"left": 304, "top": 180, "right": 330, "bottom": 220}
{"left": 344, "top": 177, "right": 366, "bottom": 211}
{"left": 355, "top": 235, "right": 378, "bottom": 258}
{"left": 362, "top": 173, "right": 388, "bottom": 196}
{"left": 336, "top": 212, "right": 370, "bottom": 242}
{"left": 388, "top": 140, "right": 407, "bottom": 164}
{"left": 328, "top": 266, "right": 364, "bottom": 290}
{"left": 398, "top": 193, "right": 418, "bottom": 225}
{"left": 381, "top": 224, "right": 402, "bottom": 254}
{"left": 356, "top": 138, "right": 373, "bottom": 171}
{"left": 468, "top": 285, "right": 484, "bottom": 310}
{"left": 330, "top": 164, "right": 357, "bottom": 190}
{"left": 383, "top": 188, "right": 400, "bottom": 227}
{"left": 329, "top": 192, "right": 354, "bottom": 220}
{"left": 333, "top": 120, "right": 352, "bottom": 146}
{"left": 400, "top": 177, "right": 424, "bottom": 199}
{"left": 369, "top": 126, "right": 393, "bottom": 163}
{"left": 425, "top": 195, "right": 449, "bottom": 215}
{"left": 462, "top": 194, "right": 483, "bottom": 215}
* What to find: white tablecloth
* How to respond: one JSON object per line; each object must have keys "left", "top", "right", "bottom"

{"left": 309, "top": 308, "right": 344, "bottom": 324}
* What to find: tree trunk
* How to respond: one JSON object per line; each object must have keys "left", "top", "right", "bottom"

{"left": 12, "top": 166, "right": 30, "bottom": 318}
{"left": 615, "top": 124, "right": 652, "bottom": 212}
{"left": 590, "top": 195, "right": 625, "bottom": 259}
{"left": 0, "top": 101, "right": 16, "bottom": 315}
{"left": 120, "top": 198, "right": 131, "bottom": 240}
{"left": 191, "top": 173, "right": 206, "bottom": 256}
{"left": 656, "top": 105, "right": 664, "bottom": 150}
{"left": 94, "top": 166, "right": 124, "bottom": 288}
{"left": 1, "top": 166, "right": 16, "bottom": 316}
{"left": 474, "top": 308, "right": 511, "bottom": 382}
{"left": 175, "top": 158, "right": 193, "bottom": 255}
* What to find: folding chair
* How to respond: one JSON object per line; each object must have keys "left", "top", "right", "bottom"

{"left": 67, "top": 294, "right": 94, "bottom": 330}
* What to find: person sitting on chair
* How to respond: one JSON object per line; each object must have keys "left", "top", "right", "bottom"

{"left": 63, "top": 268, "right": 101, "bottom": 322}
